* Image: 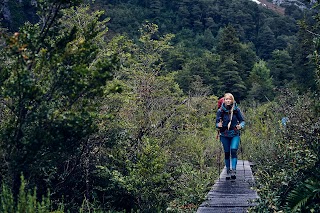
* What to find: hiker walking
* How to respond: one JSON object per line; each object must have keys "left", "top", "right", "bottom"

{"left": 216, "top": 93, "right": 245, "bottom": 180}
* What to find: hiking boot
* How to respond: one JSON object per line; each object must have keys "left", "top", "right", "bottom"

{"left": 231, "top": 170, "right": 236, "bottom": 180}
{"left": 226, "top": 169, "right": 231, "bottom": 180}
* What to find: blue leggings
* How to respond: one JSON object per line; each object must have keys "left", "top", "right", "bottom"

{"left": 220, "top": 136, "right": 240, "bottom": 170}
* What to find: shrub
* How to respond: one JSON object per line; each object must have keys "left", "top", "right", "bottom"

{"left": 245, "top": 90, "right": 320, "bottom": 212}
{"left": 0, "top": 175, "right": 64, "bottom": 213}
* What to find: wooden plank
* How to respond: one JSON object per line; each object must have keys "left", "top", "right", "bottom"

{"left": 197, "top": 160, "right": 259, "bottom": 213}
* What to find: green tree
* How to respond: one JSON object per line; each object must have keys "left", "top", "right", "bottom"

{"left": 291, "top": 21, "right": 317, "bottom": 91}
{"left": 162, "top": 43, "right": 188, "bottom": 72}
{"left": 0, "top": 175, "right": 64, "bottom": 213}
{"left": 0, "top": 3, "right": 117, "bottom": 210}
{"left": 191, "top": 4, "right": 203, "bottom": 32}
{"left": 204, "top": 17, "right": 218, "bottom": 32}
{"left": 216, "top": 24, "right": 257, "bottom": 92}
{"left": 256, "top": 24, "right": 276, "bottom": 59}
{"left": 268, "top": 50, "right": 294, "bottom": 88}
{"left": 216, "top": 24, "right": 241, "bottom": 58}
{"left": 217, "top": 56, "right": 246, "bottom": 100}
{"left": 91, "top": 23, "right": 178, "bottom": 211}
{"left": 198, "top": 29, "right": 215, "bottom": 50}
{"left": 176, "top": 51, "right": 220, "bottom": 94}
{"left": 91, "top": 23, "right": 218, "bottom": 212}
{"left": 248, "top": 60, "right": 274, "bottom": 102}
{"left": 148, "top": 0, "right": 162, "bottom": 17}
{"left": 177, "top": 1, "right": 191, "bottom": 28}
{"left": 238, "top": 42, "right": 258, "bottom": 88}
{"left": 298, "top": 0, "right": 320, "bottom": 91}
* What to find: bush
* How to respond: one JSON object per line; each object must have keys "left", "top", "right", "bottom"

{"left": 0, "top": 175, "right": 64, "bottom": 213}
{"left": 244, "top": 90, "right": 320, "bottom": 212}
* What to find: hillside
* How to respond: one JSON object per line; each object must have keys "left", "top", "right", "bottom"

{"left": 255, "top": 0, "right": 286, "bottom": 15}
{"left": 0, "top": 0, "right": 319, "bottom": 212}
{"left": 272, "top": 0, "right": 309, "bottom": 9}
{"left": 1, "top": 0, "right": 311, "bottom": 93}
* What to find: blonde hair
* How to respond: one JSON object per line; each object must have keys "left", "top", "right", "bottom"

{"left": 224, "top": 93, "right": 235, "bottom": 130}
{"left": 224, "top": 93, "right": 235, "bottom": 104}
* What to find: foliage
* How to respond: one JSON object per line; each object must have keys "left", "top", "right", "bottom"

{"left": 87, "top": 23, "right": 219, "bottom": 212}
{"left": 292, "top": 14, "right": 318, "bottom": 91}
{"left": 257, "top": 24, "right": 276, "bottom": 60}
{"left": 268, "top": 49, "right": 294, "bottom": 87}
{"left": 175, "top": 51, "right": 220, "bottom": 94}
{"left": 216, "top": 24, "right": 241, "bottom": 58}
{"left": 0, "top": 175, "right": 64, "bottom": 213}
{"left": 1, "top": 0, "right": 320, "bottom": 212}
{"left": 305, "top": 0, "right": 320, "bottom": 91}
{"left": 90, "top": 0, "right": 302, "bottom": 96}
{"left": 3, "top": 0, "right": 311, "bottom": 98}
{"left": 217, "top": 56, "right": 247, "bottom": 100}
{"left": 244, "top": 89, "right": 320, "bottom": 213}
{"left": 0, "top": 3, "right": 117, "bottom": 211}
{"left": 286, "top": 178, "right": 320, "bottom": 212}
{"left": 248, "top": 60, "right": 274, "bottom": 102}
{"left": 243, "top": 2, "right": 320, "bottom": 211}
{"left": 240, "top": 101, "right": 280, "bottom": 163}
{"left": 115, "top": 137, "right": 171, "bottom": 211}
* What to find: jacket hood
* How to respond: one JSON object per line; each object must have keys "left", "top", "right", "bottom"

{"left": 221, "top": 102, "right": 238, "bottom": 112}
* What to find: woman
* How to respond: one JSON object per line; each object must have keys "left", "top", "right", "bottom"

{"left": 216, "top": 93, "right": 245, "bottom": 180}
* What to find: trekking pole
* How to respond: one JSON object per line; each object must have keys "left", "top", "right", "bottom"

{"left": 240, "top": 133, "right": 245, "bottom": 181}
{"left": 219, "top": 142, "right": 222, "bottom": 181}
{"left": 237, "top": 121, "right": 246, "bottom": 181}
{"left": 216, "top": 132, "right": 221, "bottom": 181}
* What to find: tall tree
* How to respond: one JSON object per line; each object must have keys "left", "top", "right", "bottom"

{"left": 256, "top": 24, "right": 276, "bottom": 60}
{"left": 216, "top": 24, "right": 254, "bottom": 99}
{"left": 217, "top": 56, "right": 246, "bottom": 100}
{"left": 94, "top": 23, "right": 178, "bottom": 211}
{"left": 150, "top": 0, "right": 162, "bottom": 17}
{"left": 216, "top": 24, "right": 241, "bottom": 58}
{"left": 238, "top": 42, "right": 258, "bottom": 88}
{"left": 93, "top": 23, "right": 218, "bottom": 212}
{"left": 248, "top": 60, "right": 274, "bottom": 102}
{"left": 176, "top": 0, "right": 191, "bottom": 28}
{"left": 291, "top": 21, "right": 317, "bottom": 91}
{"left": 176, "top": 51, "right": 220, "bottom": 94}
{"left": 268, "top": 50, "right": 294, "bottom": 88}
{"left": 0, "top": 4, "right": 117, "bottom": 210}
{"left": 202, "top": 28, "right": 215, "bottom": 50}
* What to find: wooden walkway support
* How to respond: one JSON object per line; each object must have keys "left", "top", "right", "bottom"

{"left": 197, "top": 160, "right": 259, "bottom": 213}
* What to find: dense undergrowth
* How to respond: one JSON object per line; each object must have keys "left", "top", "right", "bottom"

{"left": 242, "top": 89, "right": 320, "bottom": 212}
{"left": 1, "top": 0, "right": 320, "bottom": 212}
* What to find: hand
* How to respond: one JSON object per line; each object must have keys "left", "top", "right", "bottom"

{"left": 236, "top": 124, "right": 241, "bottom": 130}
{"left": 218, "top": 121, "right": 222, "bottom": 128}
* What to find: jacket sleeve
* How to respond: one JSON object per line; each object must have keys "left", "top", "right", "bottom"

{"left": 236, "top": 108, "right": 245, "bottom": 129}
{"left": 216, "top": 109, "right": 222, "bottom": 128}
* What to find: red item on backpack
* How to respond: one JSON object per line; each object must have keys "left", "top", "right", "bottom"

{"left": 217, "top": 97, "right": 224, "bottom": 109}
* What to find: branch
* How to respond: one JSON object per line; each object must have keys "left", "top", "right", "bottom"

{"left": 306, "top": 29, "right": 320, "bottom": 37}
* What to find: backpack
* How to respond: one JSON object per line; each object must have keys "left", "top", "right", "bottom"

{"left": 218, "top": 106, "right": 238, "bottom": 121}
{"left": 216, "top": 101, "right": 239, "bottom": 139}
{"left": 217, "top": 97, "right": 224, "bottom": 109}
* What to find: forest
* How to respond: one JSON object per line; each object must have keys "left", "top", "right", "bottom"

{"left": 0, "top": 0, "right": 319, "bottom": 212}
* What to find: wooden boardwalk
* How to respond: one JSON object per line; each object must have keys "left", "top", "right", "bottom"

{"left": 197, "top": 160, "right": 259, "bottom": 213}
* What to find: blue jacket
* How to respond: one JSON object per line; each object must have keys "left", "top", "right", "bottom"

{"left": 216, "top": 103, "right": 245, "bottom": 137}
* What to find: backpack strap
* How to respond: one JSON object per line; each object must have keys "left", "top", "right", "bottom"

{"left": 219, "top": 107, "right": 237, "bottom": 120}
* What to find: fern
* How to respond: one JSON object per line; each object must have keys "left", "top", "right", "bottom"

{"left": 286, "top": 178, "right": 320, "bottom": 212}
